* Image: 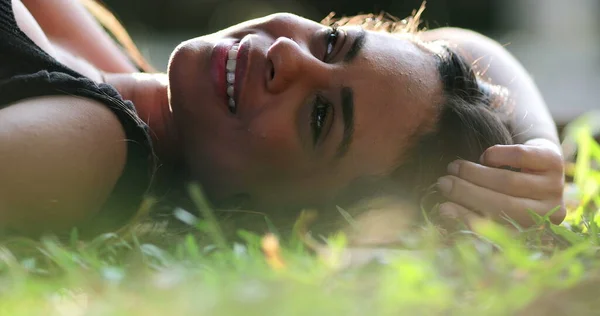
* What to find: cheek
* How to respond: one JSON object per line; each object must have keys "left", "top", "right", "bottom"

{"left": 184, "top": 111, "right": 305, "bottom": 188}
{"left": 243, "top": 115, "right": 303, "bottom": 170}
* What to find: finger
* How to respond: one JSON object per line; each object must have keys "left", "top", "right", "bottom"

{"left": 447, "top": 160, "right": 562, "bottom": 200}
{"left": 437, "top": 175, "right": 542, "bottom": 227}
{"left": 438, "top": 202, "right": 483, "bottom": 230}
{"left": 547, "top": 203, "right": 567, "bottom": 226}
{"left": 480, "top": 145, "right": 563, "bottom": 173}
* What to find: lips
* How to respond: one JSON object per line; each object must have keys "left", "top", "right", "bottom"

{"left": 233, "top": 37, "right": 250, "bottom": 112}
{"left": 210, "top": 36, "right": 250, "bottom": 114}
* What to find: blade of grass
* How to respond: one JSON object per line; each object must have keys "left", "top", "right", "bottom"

{"left": 188, "top": 183, "right": 228, "bottom": 250}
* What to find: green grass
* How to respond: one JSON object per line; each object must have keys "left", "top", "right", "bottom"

{"left": 1, "top": 119, "right": 600, "bottom": 316}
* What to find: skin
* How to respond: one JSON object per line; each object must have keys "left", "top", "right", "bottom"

{"left": 418, "top": 29, "right": 565, "bottom": 227}
{"left": 440, "top": 138, "right": 565, "bottom": 228}
{"left": 1, "top": 1, "right": 565, "bottom": 234}
{"left": 167, "top": 13, "right": 442, "bottom": 209}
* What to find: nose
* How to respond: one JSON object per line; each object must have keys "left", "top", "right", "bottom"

{"left": 265, "top": 37, "right": 327, "bottom": 94}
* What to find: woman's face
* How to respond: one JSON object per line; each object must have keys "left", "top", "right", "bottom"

{"left": 168, "top": 13, "right": 443, "bottom": 209}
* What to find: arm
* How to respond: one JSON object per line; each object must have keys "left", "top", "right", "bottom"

{"left": 0, "top": 96, "right": 126, "bottom": 235}
{"left": 419, "top": 28, "right": 559, "bottom": 148}
{"left": 19, "top": 0, "right": 138, "bottom": 73}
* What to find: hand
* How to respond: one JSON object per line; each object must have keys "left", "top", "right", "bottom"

{"left": 436, "top": 138, "right": 566, "bottom": 229}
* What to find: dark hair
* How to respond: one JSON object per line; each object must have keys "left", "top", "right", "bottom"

{"left": 160, "top": 11, "right": 517, "bottom": 234}
{"left": 332, "top": 43, "right": 514, "bottom": 218}
{"left": 319, "top": 10, "right": 514, "bottom": 214}
{"left": 396, "top": 44, "right": 513, "bottom": 204}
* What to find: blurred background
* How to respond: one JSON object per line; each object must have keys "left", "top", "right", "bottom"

{"left": 101, "top": 0, "right": 600, "bottom": 125}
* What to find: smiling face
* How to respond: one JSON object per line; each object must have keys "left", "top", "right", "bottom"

{"left": 167, "top": 13, "right": 444, "bottom": 210}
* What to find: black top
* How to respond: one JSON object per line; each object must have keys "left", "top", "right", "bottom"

{"left": 0, "top": 0, "right": 156, "bottom": 234}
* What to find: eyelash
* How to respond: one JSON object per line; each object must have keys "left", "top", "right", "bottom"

{"left": 310, "top": 94, "right": 332, "bottom": 146}
{"left": 308, "top": 26, "right": 339, "bottom": 147}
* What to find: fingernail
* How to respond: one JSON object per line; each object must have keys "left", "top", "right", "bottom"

{"left": 437, "top": 177, "right": 453, "bottom": 194}
{"left": 447, "top": 161, "right": 460, "bottom": 175}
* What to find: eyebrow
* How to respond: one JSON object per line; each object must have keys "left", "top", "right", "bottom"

{"left": 333, "top": 29, "right": 365, "bottom": 159}
{"left": 335, "top": 87, "right": 355, "bottom": 159}
{"left": 343, "top": 28, "right": 367, "bottom": 63}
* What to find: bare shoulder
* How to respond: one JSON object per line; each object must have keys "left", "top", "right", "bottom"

{"left": 0, "top": 95, "right": 127, "bottom": 234}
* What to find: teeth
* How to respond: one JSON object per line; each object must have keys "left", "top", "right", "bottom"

{"left": 228, "top": 48, "right": 239, "bottom": 60}
{"left": 226, "top": 59, "right": 236, "bottom": 72}
{"left": 225, "top": 43, "right": 240, "bottom": 113}
{"left": 227, "top": 72, "right": 235, "bottom": 84}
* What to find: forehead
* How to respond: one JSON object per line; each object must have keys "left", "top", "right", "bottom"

{"left": 333, "top": 30, "right": 443, "bottom": 176}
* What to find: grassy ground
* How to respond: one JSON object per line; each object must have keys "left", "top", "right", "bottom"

{"left": 1, "top": 119, "right": 599, "bottom": 316}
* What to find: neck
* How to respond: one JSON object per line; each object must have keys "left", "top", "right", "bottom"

{"left": 103, "top": 72, "right": 181, "bottom": 165}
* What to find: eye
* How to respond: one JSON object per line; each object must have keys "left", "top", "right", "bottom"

{"left": 310, "top": 95, "right": 333, "bottom": 146}
{"left": 323, "top": 26, "right": 340, "bottom": 62}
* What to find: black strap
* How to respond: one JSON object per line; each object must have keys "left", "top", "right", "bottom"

{"left": 0, "top": 0, "right": 158, "bottom": 235}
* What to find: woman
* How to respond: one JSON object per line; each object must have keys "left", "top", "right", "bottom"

{"left": 0, "top": 0, "right": 565, "bottom": 236}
